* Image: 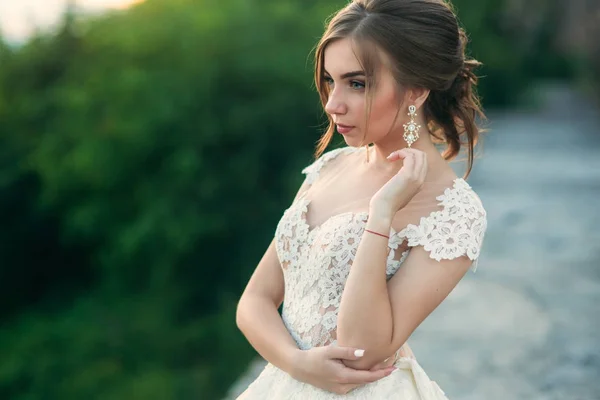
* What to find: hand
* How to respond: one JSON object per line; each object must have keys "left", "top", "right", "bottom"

{"left": 369, "top": 148, "right": 428, "bottom": 219}
{"left": 290, "top": 345, "right": 397, "bottom": 395}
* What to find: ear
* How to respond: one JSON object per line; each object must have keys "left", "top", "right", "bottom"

{"left": 403, "top": 87, "right": 430, "bottom": 109}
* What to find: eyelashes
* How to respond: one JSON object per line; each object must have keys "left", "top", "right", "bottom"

{"left": 323, "top": 76, "right": 365, "bottom": 90}
{"left": 350, "top": 80, "right": 366, "bottom": 90}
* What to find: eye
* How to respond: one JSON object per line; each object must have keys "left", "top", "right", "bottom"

{"left": 350, "top": 80, "right": 365, "bottom": 90}
{"left": 323, "top": 76, "right": 334, "bottom": 86}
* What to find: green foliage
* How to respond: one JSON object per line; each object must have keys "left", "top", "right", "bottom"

{"left": 0, "top": 0, "right": 592, "bottom": 398}
{"left": 0, "top": 0, "right": 328, "bottom": 398}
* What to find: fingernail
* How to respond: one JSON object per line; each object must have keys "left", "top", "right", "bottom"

{"left": 386, "top": 153, "right": 394, "bottom": 159}
{"left": 354, "top": 349, "right": 365, "bottom": 357}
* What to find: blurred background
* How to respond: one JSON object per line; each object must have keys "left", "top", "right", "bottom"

{"left": 0, "top": 0, "right": 599, "bottom": 399}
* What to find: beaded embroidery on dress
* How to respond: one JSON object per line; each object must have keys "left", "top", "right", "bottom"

{"left": 238, "top": 147, "right": 487, "bottom": 399}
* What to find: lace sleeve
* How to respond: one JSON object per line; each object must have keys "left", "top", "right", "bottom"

{"left": 394, "top": 179, "right": 487, "bottom": 270}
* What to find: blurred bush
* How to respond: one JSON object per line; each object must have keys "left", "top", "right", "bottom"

{"left": 0, "top": 0, "right": 328, "bottom": 398}
{"left": 0, "top": 0, "right": 594, "bottom": 399}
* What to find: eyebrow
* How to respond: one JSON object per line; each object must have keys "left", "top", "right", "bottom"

{"left": 323, "top": 69, "right": 365, "bottom": 79}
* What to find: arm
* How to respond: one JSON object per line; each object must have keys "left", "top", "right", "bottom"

{"left": 336, "top": 212, "right": 394, "bottom": 366}
{"left": 236, "top": 240, "right": 299, "bottom": 373}
{"left": 236, "top": 177, "right": 312, "bottom": 372}
{"left": 336, "top": 148, "right": 481, "bottom": 370}
{"left": 336, "top": 220, "right": 473, "bottom": 370}
{"left": 237, "top": 239, "right": 398, "bottom": 394}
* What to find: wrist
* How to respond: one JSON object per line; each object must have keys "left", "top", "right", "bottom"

{"left": 366, "top": 214, "right": 393, "bottom": 238}
{"left": 367, "top": 207, "right": 394, "bottom": 227}
{"left": 286, "top": 348, "right": 305, "bottom": 378}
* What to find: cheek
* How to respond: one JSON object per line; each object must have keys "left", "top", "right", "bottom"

{"left": 366, "top": 93, "right": 400, "bottom": 136}
{"left": 349, "top": 95, "right": 366, "bottom": 119}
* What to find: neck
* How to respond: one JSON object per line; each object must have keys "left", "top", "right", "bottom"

{"left": 366, "top": 128, "right": 441, "bottom": 172}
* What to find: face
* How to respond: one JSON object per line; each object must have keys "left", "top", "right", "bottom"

{"left": 322, "top": 37, "right": 404, "bottom": 147}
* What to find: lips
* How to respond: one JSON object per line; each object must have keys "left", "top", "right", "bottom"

{"left": 336, "top": 123, "right": 354, "bottom": 134}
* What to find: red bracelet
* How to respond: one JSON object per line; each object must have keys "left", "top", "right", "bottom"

{"left": 365, "top": 229, "right": 390, "bottom": 239}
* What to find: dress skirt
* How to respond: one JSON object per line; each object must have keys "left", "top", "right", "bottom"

{"left": 236, "top": 357, "right": 449, "bottom": 399}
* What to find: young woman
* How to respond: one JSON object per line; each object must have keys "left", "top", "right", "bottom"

{"left": 236, "top": 0, "right": 487, "bottom": 398}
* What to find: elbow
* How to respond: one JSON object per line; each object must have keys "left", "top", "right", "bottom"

{"left": 337, "top": 328, "right": 404, "bottom": 370}
{"left": 342, "top": 357, "right": 377, "bottom": 371}
{"left": 341, "top": 345, "right": 391, "bottom": 370}
{"left": 337, "top": 334, "right": 393, "bottom": 370}
{"left": 235, "top": 295, "right": 248, "bottom": 332}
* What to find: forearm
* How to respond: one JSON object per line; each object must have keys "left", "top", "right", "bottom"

{"left": 236, "top": 294, "right": 300, "bottom": 374}
{"left": 336, "top": 212, "right": 395, "bottom": 368}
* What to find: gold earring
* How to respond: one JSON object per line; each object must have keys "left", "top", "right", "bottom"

{"left": 403, "top": 105, "right": 420, "bottom": 147}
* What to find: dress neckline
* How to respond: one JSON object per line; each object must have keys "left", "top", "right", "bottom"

{"left": 294, "top": 177, "right": 467, "bottom": 236}
{"left": 295, "top": 196, "right": 369, "bottom": 236}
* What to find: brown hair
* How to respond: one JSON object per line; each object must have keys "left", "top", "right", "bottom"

{"left": 313, "top": 0, "right": 485, "bottom": 178}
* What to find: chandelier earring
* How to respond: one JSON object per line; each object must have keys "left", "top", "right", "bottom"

{"left": 403, "top": 105, "right": 421, "bottom": 147}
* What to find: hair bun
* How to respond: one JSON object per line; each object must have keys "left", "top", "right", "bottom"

{"left": 460, "top": 59, "right": 482, "bottom": 81}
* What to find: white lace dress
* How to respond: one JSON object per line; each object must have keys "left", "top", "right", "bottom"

{"left": 237, "top": 147, "right": 487, "bottom": 399}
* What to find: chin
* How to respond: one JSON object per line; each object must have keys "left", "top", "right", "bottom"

{"left": 341, "top": 135, "right": 364, "bottom": 148}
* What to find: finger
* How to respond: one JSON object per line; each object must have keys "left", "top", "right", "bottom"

{"left": 386, "top": 151, "right": 400, "bottom": 162}
{"left": 369, "top": 360, "right": 393, "bottom": 371}
{"left": 341, "top": 367, "right": 396, "bottom": 385}
{"left": 405, "top": 149, "right": 425, "bottom": 181}
{"left": 419, "top": 152, "right": 428, "bottom": 181}
{"left": 370, "top": 364, "right": 390, "bottom": 372}
{"left": 386, "top": 148, "right": 410, "bottom": 162}
{"left": 339, "top": 383, "right": 361, "bottom": 395}
{"left": 399, "top": 151, "right": 414, "bottom": 174}
{"left": 410, "top": 150, "right": 422, "bottom": 178}
{"left": 327, "top": 346, "right": 367, "bottom": 361}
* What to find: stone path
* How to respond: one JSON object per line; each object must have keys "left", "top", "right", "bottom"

{"left": 226, "top": 86, "right": 600, "bottom": 400}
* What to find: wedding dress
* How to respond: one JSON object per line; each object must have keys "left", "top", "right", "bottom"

{"left": 237, "top": 146, "right": 487, "bottom": 399}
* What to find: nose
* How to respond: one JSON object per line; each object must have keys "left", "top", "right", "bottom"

{"left": 324, "top": 89, "right": 347, "bottom": 116}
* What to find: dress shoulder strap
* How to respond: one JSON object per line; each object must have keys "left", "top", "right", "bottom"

{"left": 301, "top": 147, "right": 360, "bottom": 186}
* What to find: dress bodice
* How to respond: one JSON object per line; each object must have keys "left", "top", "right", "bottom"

{"left": 274, "top": 147, "right": 487, "bottom": 351}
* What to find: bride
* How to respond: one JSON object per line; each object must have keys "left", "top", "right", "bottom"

{"left": 235, "top": 0, "right": 487, "bottom": 398}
